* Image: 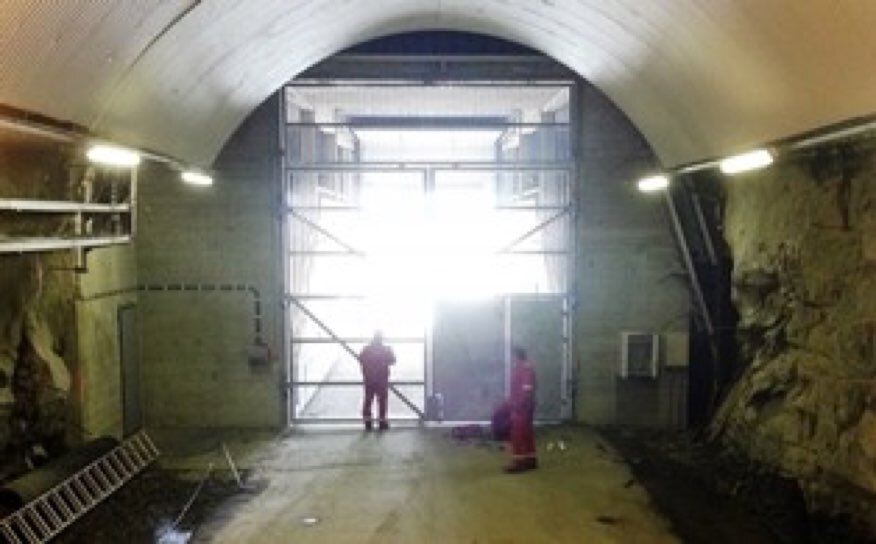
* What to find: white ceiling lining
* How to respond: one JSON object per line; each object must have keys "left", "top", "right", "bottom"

{"left": 0, "top": 1, "right": 874, "bottom": 168}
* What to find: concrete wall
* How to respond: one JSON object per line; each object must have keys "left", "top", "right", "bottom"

{"left": 74, "top": 244, "right": 137, "bottom": 439}
{"left": 136, "top": 98, "right": 283, "bottom": 428}
{"left": 573, "top": 83, "right": 691, "bottom": 427}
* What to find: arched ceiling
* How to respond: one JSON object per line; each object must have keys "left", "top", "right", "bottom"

{"left": 2, "top": 1, "right": 875, "bottom": 168}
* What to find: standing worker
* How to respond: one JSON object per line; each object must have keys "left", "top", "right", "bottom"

{"left": 504, "top": 346, "right": 538, "bottom": 473}
{"left": 358, "top": 330, "right": 396, "bottom": 431}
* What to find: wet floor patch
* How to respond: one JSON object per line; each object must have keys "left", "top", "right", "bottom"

{"left": 53, "top": 468, "right": 247, "bottom": 543}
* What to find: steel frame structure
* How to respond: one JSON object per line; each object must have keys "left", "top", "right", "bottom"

{"left": 280, "top": 79, "right": 576, "bottom": 425}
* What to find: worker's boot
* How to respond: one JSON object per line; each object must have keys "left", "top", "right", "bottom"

{"left": 364, "top": 421, "right": 373, "bottom": 431}
{"left": 378, "top": 421, "right": 390, "bottom": 431}
{"left": 503, "top": 462, "right": 528, "bottom": 474}
{"left": 503, "top": 457, "right": 537, "bottom": 473}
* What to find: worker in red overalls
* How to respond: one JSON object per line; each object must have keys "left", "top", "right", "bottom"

{"left": 504, "top": 346, "right": 538, "bottom": 473}
{"left": 358, "top": 330, "right": 396, "bottom": 431}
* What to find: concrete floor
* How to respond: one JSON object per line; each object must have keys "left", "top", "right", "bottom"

{"left": 157, "top": 426, "right": 679, "bottom": 543}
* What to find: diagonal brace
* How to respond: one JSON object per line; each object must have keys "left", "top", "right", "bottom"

{"left": 496, "top": 208, "right": 569, "bottom": 254}
{"left": 288, "top": 297, "right": 424, "bottom": 418}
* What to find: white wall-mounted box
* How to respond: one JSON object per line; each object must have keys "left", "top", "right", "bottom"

{"left": 620, "top": 332, "right": 659, "bottom": 378}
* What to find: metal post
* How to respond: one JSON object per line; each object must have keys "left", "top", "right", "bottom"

{"left": 691, "top": 191, "right": 717, "bottom": 266}
{"left": 664, "top": 190, "right": 718, "bottom": 346}
{"left": 129, "top": 167, "right": 138, "bottom": 238}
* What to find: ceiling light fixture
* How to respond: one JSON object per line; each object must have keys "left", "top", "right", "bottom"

{"left": 181, "top": 170, "right": 213, "bottom": 186}
{"left": 86, "top": 144, "right": 141, "bottom": 167}
{"left": 718, "top": 149, "right": 774, "bottom": 175}
{"left": 637, "top": 174, "right": 670, "bottom": 193}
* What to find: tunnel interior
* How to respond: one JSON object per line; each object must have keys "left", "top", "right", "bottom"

{"left": 0, "top": 12, "right": 875, "bottom": 543}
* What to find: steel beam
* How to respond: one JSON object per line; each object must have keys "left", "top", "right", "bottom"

{"left": 290, "top": 337, "right": 425, "bottom": 344}
{"left": 0, "top": 199, "right": 130, "bottom": 214}
{"left": 288, "top": 209, "right": 364, "bottom": 256}
{"left": 664, "top": 191, "right": 715, "bottom": 340}
{"left": 287, "top": 118, "right": 568, "bottom": 130}
{"left": 291, "top": 381, "right": 424, "bottom": 386}
{"left": 0, "top": 236, "right": 131, "bottom": 254}
{"left": 287, "top": 162, "right": 573, "bottom": 172}
{"left": 496, "top": 208, "right": 569, "bottom": 253}
{"left": 295, "top": 54, "right": 575, "bottom": 83}
{"left": 691, "top": 192, "right": 718, "bottom": 266}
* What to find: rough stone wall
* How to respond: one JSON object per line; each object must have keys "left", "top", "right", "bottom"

{"left": 574, "top": 84, "right": 691, "bottom": 427}
{"left": 712, "top": 142, "right": 876, "bottom": 526}
{"left": 0, "top": 143, "right": 76, "bottom": 463}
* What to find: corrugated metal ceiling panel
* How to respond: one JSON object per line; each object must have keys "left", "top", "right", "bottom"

{"left": 0, "top": 1, "right": 194, "bottom": 124}
{"left": 1, "top": 1, "right": 875, "bottom": 167}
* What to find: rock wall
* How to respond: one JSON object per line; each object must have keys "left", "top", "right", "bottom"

{"left": 0, "top": 143, "right": 76, "bottom": 466}
{"left": 712, "top": 142, "right": 876, "bottom": 528}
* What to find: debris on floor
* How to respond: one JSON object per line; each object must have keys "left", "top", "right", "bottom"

{"left": 53, "top": 468, "right": 245, "bottom": 543}
{"left": 600, "top": 427, "right": 875, "bottom": 544}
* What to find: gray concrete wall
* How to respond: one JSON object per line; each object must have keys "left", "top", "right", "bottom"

{"left": 573, "top": 83, "right": 691, "bottom": 427}
{"left": 136, "top": 98, "right": 283, "bottom": 428}
{"left": 74, "top": 244, "right": 138, "bottom": 439}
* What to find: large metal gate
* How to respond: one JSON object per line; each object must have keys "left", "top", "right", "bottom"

{"left": 281, "top": 81, "right": 574, "bottom": 424}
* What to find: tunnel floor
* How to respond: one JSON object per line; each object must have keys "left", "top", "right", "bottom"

{"left": 52, "top": 425, "right": 828, "bottom": 543}
{"left": 185, "top": 426, "right": 678, "bottom": 543}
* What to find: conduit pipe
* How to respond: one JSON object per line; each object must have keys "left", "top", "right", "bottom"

{"left": 77, "top": 283, "right": 263, "bottom": 340}
{"left": 0, "top": 437, "right": 119, "bottom": 516}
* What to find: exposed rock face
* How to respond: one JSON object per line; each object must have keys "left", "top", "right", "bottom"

{"left": 712, "top": 143, "right": 876, "bottom": 529}
{"left": 0, "top": 144, "right": 76, "bottom": 460}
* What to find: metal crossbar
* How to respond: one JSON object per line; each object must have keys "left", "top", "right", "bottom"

{"left": 0, "top": 430, "right": 160, "bottom": 543}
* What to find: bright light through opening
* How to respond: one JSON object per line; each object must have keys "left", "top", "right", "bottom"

{"left": 296, "top": 115, "right": 567, "bottom": 335}
{"left": 354, "top": 167, "right": 533, "bottom": 307}
{"left": 304, "top": 128, "right": 557, "bottom": 331}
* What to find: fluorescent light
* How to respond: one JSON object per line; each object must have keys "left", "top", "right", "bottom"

{"left": 181, "top": 171, "right": 213, "bottom": 186}
{"left": 637, "top": 174, "right": 669, "bottom": 193}
{"left": 719, "top": 149, "right": 773, "bottom": 175}
{"left": 86, "top": 144, "right": 141, "bottom": 167}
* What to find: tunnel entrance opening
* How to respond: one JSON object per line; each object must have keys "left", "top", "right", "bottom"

{"left": 281, "top": 71, "right": 575, "bottom": 425}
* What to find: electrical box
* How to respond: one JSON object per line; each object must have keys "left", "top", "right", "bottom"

{"left": 619, "top": 332, "right": 659, "bottom": 378}
{"left": 663, "top": 332, "right": 690, "bottom": 368}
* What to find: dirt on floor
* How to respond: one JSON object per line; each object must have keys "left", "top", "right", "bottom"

{"left": 599, "top": 427, "right": 876, "bottom": 544}
{"left": 53, "top": 468, "right": 244, "bottom": 544}
{"left": 32, "top": 426, "right": 876, "bottom": 543}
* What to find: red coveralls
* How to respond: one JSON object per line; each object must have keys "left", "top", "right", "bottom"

{"left": 508, "top": 359, "right": 537, "bottom": 467}
{"left": 359, "top": 342, "right": 396, "bottom": 428}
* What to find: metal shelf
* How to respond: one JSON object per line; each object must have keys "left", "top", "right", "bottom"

{"left": 0, "top": 199, "right": 130, "bottom": 214}
{"left": 0, "top": 236, "right": 131, "bottom": 254}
